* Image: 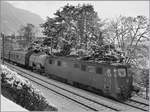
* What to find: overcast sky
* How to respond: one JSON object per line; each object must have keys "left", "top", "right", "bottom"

{"left": 7, "top": 1, "right": 149, "bottom": 20}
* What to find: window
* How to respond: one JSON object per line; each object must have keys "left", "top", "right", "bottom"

{"left": 57, "top": 60, "right": 61, "bottom": 66}
{"left": 74, "top": 63, "right": 79, "bottom": 68}
{"left": 96, "top": 67, "right": 103, "bottom": 74}
{"left": 81, "top": 64, "right": 86, "bottom": 71}
{"left": 49, "top": 59, "right": 53, "bottom": 64}
{"left": 16, "top": 55, "right": 19, "bottom": 59}
{"left": 118, "top": 69, "right": 126, "bottom": 77}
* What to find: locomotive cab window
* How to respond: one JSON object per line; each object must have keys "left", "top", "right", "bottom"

{"left": 57, "top": 60, "right": 61, "bottom": 66}
{"left": 96, "top": 67, "right": 103, "bottom": 74}
{"left": 49, "top": 59, "right": 53, "bottom": 64}
{"left": 16, "top": 55, "right": 19, "bottom": 58}
{"left": 118, "top": 69, "right": 126, "bottom": 77}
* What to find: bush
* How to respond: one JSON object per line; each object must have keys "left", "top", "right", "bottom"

{"left": 1, "top": 65, "right": 57, "bottom": 111}
{"left": 129, "top": 67, "right": 149, "bottom": 99}
{"left": 129, "top": 68, "right": 149, "bottom": 87}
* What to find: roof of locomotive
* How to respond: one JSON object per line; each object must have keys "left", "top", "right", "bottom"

{"left": 31, "top": 52, "right": 46, "bottom": 56}
{"left": 10, "top": 50, "right": 29, "bottom": 54}
{"left": 49, "top": 55, "right": 130, "bottom": 68}
{"left": 9, "top": 50, "right": 36, "bottom": 58}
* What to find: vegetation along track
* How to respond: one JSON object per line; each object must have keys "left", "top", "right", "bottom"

{"left": 5, "top": 62, "right": 149, "bottom": 112}
{"left": 5, "top": 63, "right": 120, "bottom": 112}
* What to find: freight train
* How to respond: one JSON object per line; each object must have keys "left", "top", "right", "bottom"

{"left": 1, "top": 49, "right": 133, "bottom": 100}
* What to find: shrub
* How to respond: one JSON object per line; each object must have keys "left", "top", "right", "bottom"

{"left": 1, "top": 65, "right": 57, "bottom": 111}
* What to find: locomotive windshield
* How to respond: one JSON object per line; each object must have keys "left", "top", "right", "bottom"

{"left": 118, "top": 68, "right": 126, "bottom": 77}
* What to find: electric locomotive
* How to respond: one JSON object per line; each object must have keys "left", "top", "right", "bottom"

{"left": 1, "top": 49, "right": 133, "bottom": 100}
{"left": 44, "top": 56, "right": 133, "bottom": 100}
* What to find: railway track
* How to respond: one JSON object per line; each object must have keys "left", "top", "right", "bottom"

{"left": 5, "top": 63, "right": 120, "bottom": 112}
{"left": 122, "top": 99, "right": 149, "bottom": 111}
{"left": 4, "top": 62, "right": 149, "bottom": 112}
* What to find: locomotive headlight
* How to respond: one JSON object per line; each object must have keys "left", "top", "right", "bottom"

{"left": 118, "top": 69, "right": 126, "bottom": 77}
{"left": 114, "top": 69, "right": 117, "bottom": 77}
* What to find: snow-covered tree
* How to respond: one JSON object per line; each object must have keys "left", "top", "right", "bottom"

{"left": 105, "top": 16, "right": 150, "bottom": 66}
{"left": 41, "top": 4, "right": 104, "bottom": 53}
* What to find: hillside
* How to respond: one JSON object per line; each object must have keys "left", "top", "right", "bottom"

{"left": 1, "top": 2, "right": 44, "bottom": 35}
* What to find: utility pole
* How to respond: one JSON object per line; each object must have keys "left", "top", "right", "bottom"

{"left": 1, "top": 33, "right": 4, "bottom": 64}
{"left": 84, "top": 11, "right": 87, "bottom": 50}
{"left": 50, "top": 37, "right": 53, "bottom": 54}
